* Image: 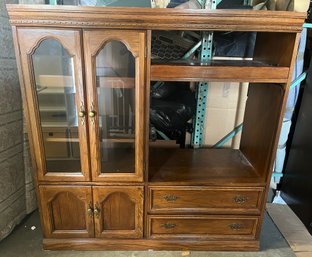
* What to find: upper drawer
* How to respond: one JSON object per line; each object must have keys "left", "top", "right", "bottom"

{"left": 148, "top": 186, "right": 264, "bottom": 215}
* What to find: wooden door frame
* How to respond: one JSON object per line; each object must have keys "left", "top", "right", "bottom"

{"left": 83, "top": 30, "right": 145, "bottom": 182}
{"left": 17, "top": 28, "right": 90, "bottom": 182}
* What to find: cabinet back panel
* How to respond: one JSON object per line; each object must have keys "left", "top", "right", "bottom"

{"left": 253, "top": 32, "right": 296, "bottom": 68}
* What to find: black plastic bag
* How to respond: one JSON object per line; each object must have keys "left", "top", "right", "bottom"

{"left": 150, "top": 82, "right": 195, "bottom": 139}
{"left": 150, "top": 99, "right": 193, "bottom": 138}
{"left": 213, "top": 31, "right": 256, "bottom": 58}
{"left": 150, "top": 82, "right": 178, "bottom": 99}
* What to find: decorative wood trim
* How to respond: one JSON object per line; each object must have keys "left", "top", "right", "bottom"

{"left": 7, "top": 5, "right": 305, "bottom": 33}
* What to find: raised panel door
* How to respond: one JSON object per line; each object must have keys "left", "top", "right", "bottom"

{"left": 93, "top": 186, "right": 144, "bottom": 238}
{"left": 39, "top": 185, "right": 94, "bottom": 238}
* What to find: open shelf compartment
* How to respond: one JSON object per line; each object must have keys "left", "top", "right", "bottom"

{"left": 148, "top": 81, "right": 285, "bottom": 186}
{"left": 148, "top": 148, "right": 264, "bottom": 186}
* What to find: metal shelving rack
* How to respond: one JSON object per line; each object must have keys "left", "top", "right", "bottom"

{"left": 192, "top": 0, "right": 216, "bottom": 147}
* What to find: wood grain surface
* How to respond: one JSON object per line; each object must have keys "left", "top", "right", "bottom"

{"left": 7, "top": 5, "right": 305, "bottom": 32}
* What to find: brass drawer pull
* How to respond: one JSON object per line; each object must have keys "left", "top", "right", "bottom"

{"left": 161, "top": 223, "right": 176, "bottom": 229}
{"left": 94, "top": 202, "right": 101, "bottom": 218}
{"left": 163, "top": 195, "right": 178, "bottom": 202}
{"left": 87, "top": 202, "right": 93, "bottom": 217}
{"left": 233, "top": 195, "right": 248, "bottom": 204}
{"left": 229, "top": 223, "right": 245, "bottom": 230}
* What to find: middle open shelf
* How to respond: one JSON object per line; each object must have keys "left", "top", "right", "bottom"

{"left": 148, "top": 148, "right": 265, "bottom": 186}
{"left": 151, "top": 60, "right": 289, "bottom": 83}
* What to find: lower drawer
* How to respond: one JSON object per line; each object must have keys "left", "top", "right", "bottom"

{"left": 147, "top": 215, "right": 259, "bottom": 240}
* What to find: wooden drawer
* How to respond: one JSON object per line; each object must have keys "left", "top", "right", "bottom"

{"left": 148, "top": 186, "right": 264, "bottom": 214}
{"left": 147, "top": 215, "right": 259, "bottom": 240}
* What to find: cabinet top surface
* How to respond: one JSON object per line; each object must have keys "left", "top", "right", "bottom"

{"left": 7, "top": 4, "right": 305, "bottom": 32}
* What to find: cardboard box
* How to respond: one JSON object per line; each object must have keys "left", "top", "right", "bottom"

{"left": 203, "top": 81, "right": 248, "bottom": 149}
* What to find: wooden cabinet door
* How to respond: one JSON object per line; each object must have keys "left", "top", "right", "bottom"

{"left": 39, "top": 186, "right": 94, "bottom": 238}
{"left": 83, "top": 30, "right": 146, "bottom": 182}
{"left": 93, "top": 186, "right": 144, "bottom": 238}
{"left": 16, "top": 28, "right": 90, "bottom": 181}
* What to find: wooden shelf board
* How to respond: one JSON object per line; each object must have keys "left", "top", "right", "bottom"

{"left": 40, "top": 106, "right": 66, "bottom": 112}
{"left": 37, "top": 87, "right": 65, "bottom": 94}
{"left": 97, "top": 76, "right": 134, "bottom": 88}
{"left": 102, "top": 138, "right": 134, "bottom": 143}
{"left": 44, "top": 138, "right": 133, "bottom": 143}
{"left": 41, "top": 122, "right": 69, "bottom": 127}
{"left": 45, "top": 137, "right": 79, "bottom": 143}
{"left": 148, "top": 148, "right": 264, "bottom": 186}
{"left": 151, "top": 63, "right": 289, "bottom": 83}
{"left": 152, "top": 59, "right": 270, "bottom": 66}
{"left": 37, "top": 75, "right": 73, "bottom": 87}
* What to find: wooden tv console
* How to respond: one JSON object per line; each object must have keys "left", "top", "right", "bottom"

{"left": 7, "top": 4, "right": 305, "bottom": 251}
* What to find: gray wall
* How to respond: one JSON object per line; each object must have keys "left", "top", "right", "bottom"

{"left": 0, "top": 0, "right": 25, "bottom": 240}
{"left": 0, "top": 0, "right": 40, "bottom": 240}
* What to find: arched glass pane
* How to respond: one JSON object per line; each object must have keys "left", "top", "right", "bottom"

{"left": 32, "top": 39, "right": 81, "bottom": 173}
{"left": 96, "top": 41, "right": 135, "bottom": 173}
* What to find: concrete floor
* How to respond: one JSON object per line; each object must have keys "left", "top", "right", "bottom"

{"left": 0, "top": 211, "right": 295, "bottom": 257}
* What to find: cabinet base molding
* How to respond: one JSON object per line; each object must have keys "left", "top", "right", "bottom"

{"left": 43, "top": 238, "right": 260, "bottom": 251}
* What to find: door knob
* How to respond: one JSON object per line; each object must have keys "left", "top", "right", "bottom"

{"left": 79, "top": 111, "right": 85, "bottom": 118}
{"left": 89, "top": 102, "right": 96, "bottom": 124}
{"left": 94, "top": 202, "right": 101, "bottom": 218}
{"left": 79, "top": 101, "right": 86, "bottom": 125}
{"left": 87, "top": 202, "right": 93, "bottom": 217}
{"left": 89, "top": 111, "right": 96, "bottom": 117}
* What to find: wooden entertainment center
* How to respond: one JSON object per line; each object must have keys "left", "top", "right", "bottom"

{"left": 7, "top": 4, "right": 305, "bottom": 251}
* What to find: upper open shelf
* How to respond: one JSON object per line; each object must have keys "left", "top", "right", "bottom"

{"left": 151, "top": 59, "right": 289, "bottom": 83}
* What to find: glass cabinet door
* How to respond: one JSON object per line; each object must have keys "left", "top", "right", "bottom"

{"left": 17, "top": 29, "right": 90, "bottom": 181}
{"left": 84, "top": 30, "right": 145, "bottom": 182}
